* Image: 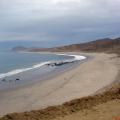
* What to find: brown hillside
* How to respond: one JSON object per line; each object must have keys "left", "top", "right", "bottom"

{"left": 50, "top": 38, "right": 120, "bottom": 52}
{"left": 27, "top": 38, "right": 120, "bottom": 54}
{"left": 12, "top": 38, "right": 120, "bottom": 54}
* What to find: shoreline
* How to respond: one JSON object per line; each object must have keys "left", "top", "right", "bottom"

{"left": 0, "top": 53, "right": 87, "bottom": 92}
{"left": 0, "top": 52, "right": 119, "bottom": 116}
{"left": 0, "top": 52, "right": 86, "bottom": 79}
{"left": 0, "top": 56, "right": 88, "bottom": 93}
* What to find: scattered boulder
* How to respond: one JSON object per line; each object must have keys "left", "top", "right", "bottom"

{"left": 16, "top": 78, "right": 20, "bottom": 81}
{"left": 2, "top": 79, "right": 6, "bottom": 82}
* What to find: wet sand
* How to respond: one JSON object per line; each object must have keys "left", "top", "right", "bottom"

{"left": 0, "top": 52, "right": 119, "bottom": 116}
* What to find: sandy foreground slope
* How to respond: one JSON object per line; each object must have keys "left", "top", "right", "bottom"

{"left": 0, "top": 52, "right": 119, "bottom": 116}
{"left": 54, "top": 99, "right": 120, "bottom": 120}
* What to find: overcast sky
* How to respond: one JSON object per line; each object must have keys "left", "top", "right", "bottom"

{"left": 0, "top": 0, "right": 120, "bottom": 44}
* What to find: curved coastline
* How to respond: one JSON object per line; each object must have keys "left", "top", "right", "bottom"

{"left": 0, "top": 52, "right": 119, "bottom": 117}
{"left": 0, "top": 53, "right": 86, "bottom": 80}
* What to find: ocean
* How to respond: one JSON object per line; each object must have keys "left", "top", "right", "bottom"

{"left": 0, "top": 51, "right": 72, "bottom": 75}
{"left": 0, "top": 42, "right": 86, "bottom": 91}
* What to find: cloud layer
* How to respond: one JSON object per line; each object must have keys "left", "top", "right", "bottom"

{"left": 0, "top": 0, "right": 120, "bottom": 44}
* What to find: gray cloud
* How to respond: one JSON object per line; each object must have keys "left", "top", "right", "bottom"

{"left": 0, "top": 0, "right": 120, "bottom": 44}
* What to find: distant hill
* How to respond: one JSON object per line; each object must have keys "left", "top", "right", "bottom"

{"left": 12, "top": 37, "right": 120, "bottom": 54}
{"left": 12, "top": 46, "right": 28, "bottom": 52}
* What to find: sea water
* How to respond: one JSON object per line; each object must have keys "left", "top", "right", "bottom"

{"left": 0, "top": 45, "right": 86, "bottom": 91}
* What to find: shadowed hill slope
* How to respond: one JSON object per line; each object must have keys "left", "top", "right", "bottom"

{"left": 47, "top": 38, "right": 120, "bottom": 53}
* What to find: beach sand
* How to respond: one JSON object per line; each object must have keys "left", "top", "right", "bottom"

{"left": 0, "top": 52, "right": 119, "bottom": 116}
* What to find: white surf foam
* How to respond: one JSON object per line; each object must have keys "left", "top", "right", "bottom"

{"left": 0, "top": 61, "right": 50, "bottom": 79}
{"left": 57, "top": 53, "right": 86, "bottom": 62}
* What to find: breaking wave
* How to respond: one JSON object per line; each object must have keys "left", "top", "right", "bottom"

{"left": 0, "top": 54, "right": 86, "bottom": 79}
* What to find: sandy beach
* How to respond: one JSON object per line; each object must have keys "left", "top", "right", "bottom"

{"left": 0, "top": 52, "right": 119, "bottom": 116}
